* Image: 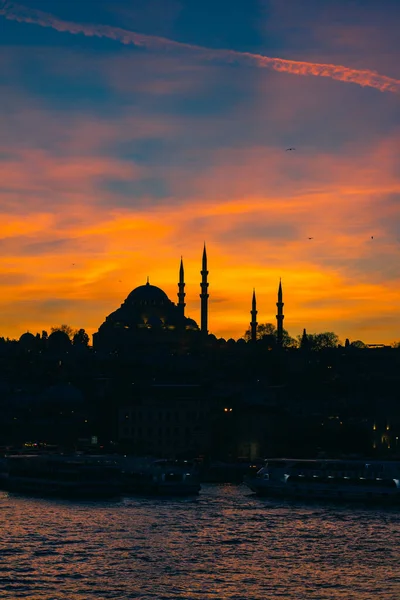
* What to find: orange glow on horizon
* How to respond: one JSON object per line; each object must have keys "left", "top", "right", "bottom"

{"left": 1, "top": 181, "right": 400, "bottom": 345}
{"left": 0, "top": 9, "right": 399, "bottom": 346}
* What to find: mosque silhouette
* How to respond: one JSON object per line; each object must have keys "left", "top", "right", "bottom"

{"left": 93, "top": 244, "right": 284, "bottom": 352}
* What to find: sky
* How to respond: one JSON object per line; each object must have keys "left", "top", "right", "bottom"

{"left": 0, "top": 0, "right": 399, "bottom": 344}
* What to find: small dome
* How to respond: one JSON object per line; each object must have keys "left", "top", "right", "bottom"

{"left": 19, "top": 332, "right": 36, "bottom": 348}
{"left": 48, "top": 330, "right": 71, "bottom": 349}
{"left": 20, "top": 332, "right": 35, "bottom": 341}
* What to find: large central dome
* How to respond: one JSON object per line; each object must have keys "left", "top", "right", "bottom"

{"left": 93, "top": 279, "right": 200, "bottom": 352}
{"left": 126, "top": 282, "right": 170, "bottom": 307}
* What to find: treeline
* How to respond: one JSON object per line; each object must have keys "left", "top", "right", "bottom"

{"left": 1, "top": 321, "right": 400, "bottom": 351}
{"left": 0, "top": 324, "right": 90, "bottom": 347}
{"left": 242, "top": 322, "right": 400, "bottom": 350}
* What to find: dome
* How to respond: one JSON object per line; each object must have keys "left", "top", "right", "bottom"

{"left": 47, "top": 330, "right": 71, "bottom": 351}
{"left": 48, "top": 330, "right": 71, "bottom": 344}
{"left": 19, "top": 332, "right": 37, "bottom": 351}
{"left": 19, "top": 332, "right": 35, "bottom": 342}
{"left": 94, "top": 278, "right": 200, "bottom": 351}
{"left": 125, "top": 282, "right": 170, "bottom": 307}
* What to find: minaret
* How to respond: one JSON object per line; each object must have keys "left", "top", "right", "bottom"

{"left": 200, "top": 243, "right": 209, "bottom": 335}
{"left": 276, "top": 278, "right": 284, "bottom": 347}
{"left": 177, "top": 257, "right": 186, "bottom": 320}
{"left": 301, "top": 328, "right": 308, "bottom": 350}
{"left": 250, "top": 289, "right": 258, "bottom": 342}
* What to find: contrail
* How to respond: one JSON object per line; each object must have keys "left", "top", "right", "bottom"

{"left": 1, "top": 1, "right": 400, "bottom": 94}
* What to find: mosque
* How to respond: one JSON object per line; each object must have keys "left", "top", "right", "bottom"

{"left": 92, "top": 244, "right": 285, "bottom": 352}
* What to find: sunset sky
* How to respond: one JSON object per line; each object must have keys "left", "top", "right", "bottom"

{"left": 1, "top": 0, "right": 399, "bottom": 344}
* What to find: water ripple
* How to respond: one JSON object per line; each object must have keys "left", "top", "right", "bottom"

{"left": 0, "top": 485, "right": 399, "bottom": 599}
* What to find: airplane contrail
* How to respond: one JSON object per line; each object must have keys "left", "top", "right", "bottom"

{"left": 1, "top": 1, "right": 399, "bottom": 94}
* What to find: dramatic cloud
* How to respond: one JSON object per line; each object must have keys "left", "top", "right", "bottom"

{"left": 1, "top": 1, "right": 400, "bottom": 94}
{"left": 1, "top": 126, "right": 398, "bottom": 342}
{"left": 0, "top": 1, "right": 399, "bottom": 344}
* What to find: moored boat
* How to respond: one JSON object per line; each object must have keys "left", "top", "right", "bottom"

{"left": 5, "top": 453, "right": 122, "bottom": 498}
{"left": 120, "top": 457, "right": 201, "bottom": 495}
{"left": 245, "top": 458, "right": 400, "bottom": 504}
{"left": 200, "top": 458, "right": 264, "bottom": 483}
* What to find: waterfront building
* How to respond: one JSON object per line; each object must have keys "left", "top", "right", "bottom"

{"left": 117, "top": 383, "right": 221, "bottom": 458}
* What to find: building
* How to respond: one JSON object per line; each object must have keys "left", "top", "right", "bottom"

{"left": 93, "top": 250, "right": 207, "bottom": 353}
{"left": 118, "top": 383, "right": 221, "bottom": 457}
{"left": 93, "top": 244, "right": 284, "bottom": 353}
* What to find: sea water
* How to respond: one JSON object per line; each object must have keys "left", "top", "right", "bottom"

{"left": 0, "top": 484, "right": 399, "bottom": 599}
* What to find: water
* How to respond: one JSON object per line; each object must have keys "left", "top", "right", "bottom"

{"left": 0, "top": 484, "right": 399, "bottom": 599}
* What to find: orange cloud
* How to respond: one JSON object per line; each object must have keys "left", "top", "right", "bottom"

{"left": 1, "top": 2, "right": 399, "bottom": 94}
{"left": 0, "top": 58, "right": 399, "bottom": 344}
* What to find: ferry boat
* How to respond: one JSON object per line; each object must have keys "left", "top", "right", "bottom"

{"left": 244, "top": 458, "right": 400, "bottom": 503}
{"left": 120, "top": 457, "right": 201, "bottom": 495}
{"left": 201, "top": 458, "right": 265, "bottom": 483}
{"left": 5, "top": 454, "right": 122, "bottom": 498}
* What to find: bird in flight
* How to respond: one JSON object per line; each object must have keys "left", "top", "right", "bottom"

{"left": 371, "top": 236, "right": 374, "bottom": 239}
{"left": 308, "top": 237, "right": 314, "bottom": 240}
{"left": 286, "top": 147, "right": 296, "bottom": 151}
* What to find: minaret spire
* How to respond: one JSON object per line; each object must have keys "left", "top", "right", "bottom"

{"left": 301, "top": 328, "right": 308, "bottom": 350}
{"left": 200, "top": 243, "right": 209, "bottom": 335}
{"left": 250, "top": 288, "right": 258, "bottom": 343}
{"left": 276, "top": 278, "right": 284, "bottom": 347}
{"left": 177, "top": 256, "right": 186, "bottom": 320}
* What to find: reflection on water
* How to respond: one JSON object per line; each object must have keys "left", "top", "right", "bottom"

{"left": 0, "top": 485, "right": 399, "bottom": 599}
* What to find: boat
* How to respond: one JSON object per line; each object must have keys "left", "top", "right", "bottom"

{"left": 120, "top": 457, "right": 201, "bottom": 495}
{"left": 200, "top": 458, "right": 265, "bottom": 483}
{"left": 5, "top": 453, "right": 122, "bottom": 498}
{"left": 244, "top": 458, "right": 400, "bottom": 503}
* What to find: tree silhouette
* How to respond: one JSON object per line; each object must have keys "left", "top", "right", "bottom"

{"left": 73, "top": 328, "right": 90, "bottom": 347}
{"left": 243, "top": 323, "right": 298, "bottom": 348}
{"left": 350, "top": 340, "right": 367, "bottom": 349}
{"left": 296, "top": 331, "right": 340, "bottom": 350}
